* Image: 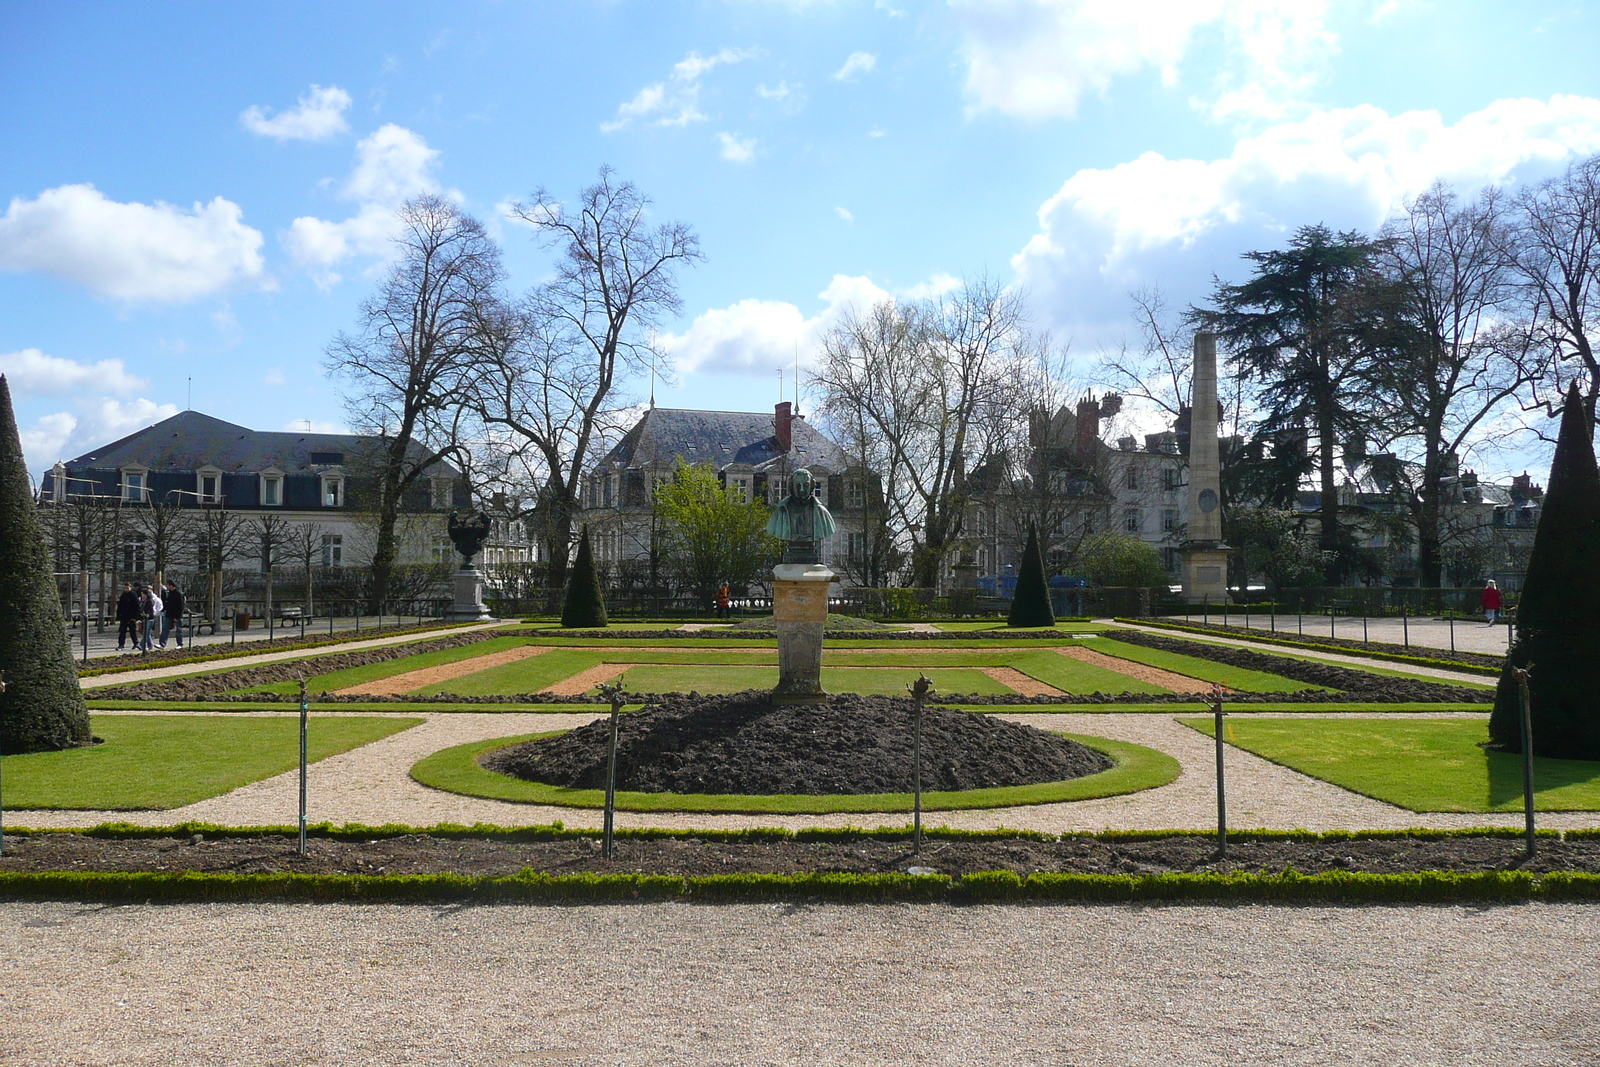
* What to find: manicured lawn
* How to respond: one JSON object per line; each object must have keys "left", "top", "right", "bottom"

{"left": 932, "top": 621, "right": 1108, "bottom": 633}
{"left": 410, "top": 731, "right": 1179, "bottom": 813}
{"left": 1000, "top": 649, "right": 1167, "bottom": 694}
{"left": 555, "top": 664, "right": 1016, "bottom": 696}
{"left": 2, "top": 714, "right": 423, "bottom": 810}
{"left": 242, "top": 635, "right": 535, "bottom": 695}
{"left": 1181, "top": 716, "right": 1600, "bottom": 812}
{"left": 1092, "top": 637, "right": 1321, "bottom": 693}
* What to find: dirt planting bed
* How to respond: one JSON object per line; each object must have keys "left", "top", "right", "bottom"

{"left": 483, "top": 690, "right": 1113, "bottom": 795}
{"left": 5, "top": 831, "right": 1597, "bottom": 877}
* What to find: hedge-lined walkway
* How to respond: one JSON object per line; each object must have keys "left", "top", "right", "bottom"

{"left": 15, "top": 709, "right": 1600, "bottom": 833}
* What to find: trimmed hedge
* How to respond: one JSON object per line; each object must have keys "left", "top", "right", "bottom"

{"left": 1, "top": 866, "right": 1595, "bottom": 905}
{"left": 1119, "top": 618, "right": 1502, "bottom": 677}
{"left": 80, "top": 621, "right": 492, "bottom": 678}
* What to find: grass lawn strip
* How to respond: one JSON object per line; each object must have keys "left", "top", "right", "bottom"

{"left": 334, "top": 645, "right": 551, "bottom": 696}
{"left": 1091, "top": 637, "right": 1323, "bottom": 693}
{"left": 412, "top": 731, "right": 1178, "bottom": 813}
{"left": 1, "top": 714, "right": 423, "bottom": 810}
{"left": 240, "top": 634, "right": 538, "bottom": 695}
{"left": 1182, "top": 716, "right": 1600, "bottom": 813}
{"left": 536, "top": 663, "right": 1019, "bottom": 697}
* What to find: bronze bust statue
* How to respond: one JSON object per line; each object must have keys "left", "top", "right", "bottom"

{"left": 765, "top": 468, "right": 836, "bottom": 565}
{"left": 447, "top": 509, "right": 493, "bottom": 566}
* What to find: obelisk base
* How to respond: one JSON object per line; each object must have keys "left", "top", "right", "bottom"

{"left": 445, "top": 563, "right": 493, "bottom": 621}
{"left": 1179, "top": 545, "right": 1231, "bottom": 605}
{"left": 771, "top": 562, "right": 834, "bottom": 704}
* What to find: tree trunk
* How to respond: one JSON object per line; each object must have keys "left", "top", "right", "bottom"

{"left": 543, "top": 495, "right": 574, "bottom": 613}
{"left": 367, "top": 492, "right": 400, "bottom": 615}
{"left": 1417, "top": 452, "right": 1443, "bottom": 588}
{"left": 1318, "top": 412, "right": 1340, "bottom": 584}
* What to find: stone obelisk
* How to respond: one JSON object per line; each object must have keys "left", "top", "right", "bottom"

{"left": 1180, "top": 330, "right": 1230, "bottom": 603}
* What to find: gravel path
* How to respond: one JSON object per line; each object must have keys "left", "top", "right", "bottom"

{"left": 982, "top": 666, "right": 1064, "bottom": 696}
{"left": 2, "top": 900, "right": 1595, "bottom": 1066}
{"left": 1058, "top": 644, "right": 1215, "bottom": 692}
{"left": 17, "top": 709, "right": 1600, "bottom": 832}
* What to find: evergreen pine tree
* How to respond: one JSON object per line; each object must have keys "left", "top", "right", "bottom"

{"left": 1490, "top": 383, "right": 1600, "bottom": 758}
{"left": 0, "top": 376, "right": 92, "bottom": 753}
{"left": 1008, "top": 525, "right": 1056, "bottom": 628}
{"left": 561, "top": 527, "right": 608, "bottom": 629}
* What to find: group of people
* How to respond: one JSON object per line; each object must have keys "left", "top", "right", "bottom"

{"left": 115, "top": 579, "right": 187, "bottom": 653}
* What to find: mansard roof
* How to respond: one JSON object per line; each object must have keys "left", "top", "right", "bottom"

{"left": 597, "top": 407, "right": 850, "bottom": 473}
{"left": 63, "top": 410, "right": 457, "bottom": 476}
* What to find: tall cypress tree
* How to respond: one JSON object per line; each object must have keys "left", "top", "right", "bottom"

{"left": 1489, "top": 383, "right": 1600, "bottom": 758}
{"left": 1008, "top": 525, "right": 1056, "bottom": 628}
{"left": 560, "top": 527, "right": 608, "bottom": 629}
{"left": 0, "top": 376, "right": 92, "bottom": 753}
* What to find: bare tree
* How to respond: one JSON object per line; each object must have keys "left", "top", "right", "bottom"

{"left": 1372, "top": 182, "right": 1530, "bottom": 587}
{"left": 131, "top": 498, "right": 193, "bottom": 589}
{"left": 251, "top": 513, "right": 296, "bottom": 627}
{"left": 475, "top": 167, "right": 701, "bottom": 607}
{"left": 1511, "top": 154, "right": 1600, "bottom": 425}
{"left": 326, "top": 195, "right": 506, "bottom": 612}
{"left": 195, "top": 505, "right": 249, "bottom": 623}
{"left": 814, "top": 278, "right": 1025, "bottom": 588}
{"left": 1097, "top": 286, "right": 1195, "bottom": 421}
{"left": 284, "top": 521, "right": 327, "bottom": 615}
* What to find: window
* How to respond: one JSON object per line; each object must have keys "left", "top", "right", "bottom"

{"left": 845, "top": 531, "right": 865, "bottom": 560}
{"left": 432, "top": 536, "right": 455, "bottom": 564}
{"left": 1162, "top": 547, "right": 1181, "bottom": 572}
{"left": 729, "top": 475, "right": 751, "bottom": 504}
{"left": 259, "top": 474, "right": 282, "bottom": 506}
{"left": 321, "top": 474, "right": 344, "bottom": 507}
{"left": 197, "top": 470, "right": 221, "bottom": 504}
{"left": 767, "top": 475, "right": 789, "bottom": 505}
{"left": 121, "top": 535, "right": 146, "bottom": 573}
{"left": 1163, "top": 468, "right": 1182, "bottom": 491}
{"left": 1161, "top": 508, "right": 1178, "bottom": 532}
{"left": 321, "top": 534, "right": 343, "bottom": 568}
{"left": 431, "top": 478, "right": 453, "bottom": 509}
{"left": 1125, "top": 508, "right": 1142, "bottom": 532}
{"left": 122, "top": 471, "right": 146, "bottom": 503}
{"left": 1125, "top": 469, "right": 1139, "bottom": 491}
{"left": 845, "top": 477, "right": 865, "bottom": 509}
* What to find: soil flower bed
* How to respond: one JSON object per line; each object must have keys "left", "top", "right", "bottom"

{"left": 4, "top": 831, "right": 1598, "bottom": 878}
{"left": 484, "top": 691, "right": 1112, "bottom": 795}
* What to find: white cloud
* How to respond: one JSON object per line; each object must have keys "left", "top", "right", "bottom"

{"left": 659, "top": 274, "right": 958, "bottom": 375}
{"left": 0, "top": 349, "right": 145, "bottom": 396}
{"left": 283, "top": 124, "right": 444, "bottom": 280}
{"left": 835, "top": 206, "right": 853, "bottom": 223}
{"left": 602, "top": 49, "right": 756, "bottom": 133}
{"left": 0, "top": 184, "right": 265, "bottom": 303}
{"left": 1012, "top": 94, "right": 1600, "bottom": 342}
{"left": 240, "top": 84, "right": 352, "bottom": 141}
{"left": 21, "top": 398, "right": 179, "bottom": 471}
{"left": 758, "top": 80, "right": 797, "bottom": 100}
{"left": 718, "top": 132, "right": 757, "bottom": 163}
{"left": 833, "top": 51, "right": 877, "bottom": 81}
{"left": 263, "top": 367, "right": 286, "bottom": 386}
{"left": 951, "top": 0, "right": 1336, "bottom": 121}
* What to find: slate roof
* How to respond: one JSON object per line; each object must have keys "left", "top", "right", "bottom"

{"left": 63, "top": 410, "right": 456, "bottom": 475}
{"left": 597, "top": 407, "right": 850, "bottom": 472}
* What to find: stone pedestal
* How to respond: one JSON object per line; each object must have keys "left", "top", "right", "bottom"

{"left": 445, "top": 562, "right": 493, "bottom": 622}
{"left": 771, "top": 562, "right": 834, "bottom": 704}
{"left": 1180, "top": 545, "right": 1230, "bottom": 605}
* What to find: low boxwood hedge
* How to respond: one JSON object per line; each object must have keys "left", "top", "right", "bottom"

{"left": 1118, "top": 618, "right": 1502, "bottom": 677}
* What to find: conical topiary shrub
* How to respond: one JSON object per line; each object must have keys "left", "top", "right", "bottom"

{"left": 561, "top": 527, "right": 608, "bottom": 629}
{"left": 0, "top": 376, "right": 92, "bottom": 753}
{"left": 1490, "top": 383, "right": 1600, "bottom": 758}
{"left": 1008, "top": 525, "right": 1056, "bottom": 628}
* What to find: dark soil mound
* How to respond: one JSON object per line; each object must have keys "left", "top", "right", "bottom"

{"left": 482, "top": 690, "right": 1113, "bottom": 795}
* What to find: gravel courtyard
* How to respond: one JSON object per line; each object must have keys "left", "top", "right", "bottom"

{"left": 2, "top": 900, "right": 1595, "bottom": 1066}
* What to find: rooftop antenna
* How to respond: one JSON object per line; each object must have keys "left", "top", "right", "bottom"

{"left": 794, "top": 344, "right": 800, "bottom": 416}
{"left": 187, "top": 377, "right": 192, "bottom": 411}
{"left": 777, "top": 367, "right": 783, "bottom": 405}
{"left": 650, "top": 351, "right": 657, "bottom": 409}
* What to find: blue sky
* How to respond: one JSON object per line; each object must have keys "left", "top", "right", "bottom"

{"left": 4, "top": 0, "right": 1599, "bottom": 481}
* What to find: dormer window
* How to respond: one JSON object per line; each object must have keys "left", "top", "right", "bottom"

{"left": 196, "top": 466, "right": 223, "bottom": 505}
{"left": 259, "top": 468, "right": 284, "bottom": 507}
{"left": 321, "top": 471, "right": 345, "bottom": 508}
{"left": 121, "top": 465, "right": 148, "bottom": 503}
{"left": 431, "top": 476, "right": 453, "bottom": 509}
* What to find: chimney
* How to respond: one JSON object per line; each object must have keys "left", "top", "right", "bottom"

{"left": 1074, "top": 396, "right": 1099, "bottom": 458}
{"left": 775, "top": 401, "right": 793, "bottom": 452}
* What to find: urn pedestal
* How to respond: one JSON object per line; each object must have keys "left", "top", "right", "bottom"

{"left": 770, "top": 562, "right": 834, "bottom": 704}
{"left": 445, "top": 562, "right": 493, "bottom": 622}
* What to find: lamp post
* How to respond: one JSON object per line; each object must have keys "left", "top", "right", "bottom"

{"left": 297, "top": 675, "right": 309, "bottom": 856}
{"left": 1206, "top": 683, "right": 1227, "bottom": 858}
{"left": 1513, "top": 665, "right": 1536, "bottom": 859}
{"left": 908, "top": 674, "right": 933, "bottom": 854}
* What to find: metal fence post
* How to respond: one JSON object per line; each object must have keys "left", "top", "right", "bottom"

{"left": 297, "top": 676, "right": 309, "bottom": 856}
{"left": 1402, "top": 601, "right": 1409, "bottom": 648}
{"left": 909, "top": 675, "right": 932, "bottom": 854}
{"left": 598, "top": 678, "right": 625, "bottom": 859}
{"left": 1514, "top": 665, "right": 1536, "bottom": 858}
{"left": 1208, "top": 683, "right": 1226, "bottom": 858}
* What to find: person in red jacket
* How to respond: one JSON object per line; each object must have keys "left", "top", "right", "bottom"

{"left": 1480, "top": 580, "right": 1503, "bottom": 625}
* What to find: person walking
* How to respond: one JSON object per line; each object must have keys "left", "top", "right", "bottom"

{"left": 160, "top": 579, "right": 186, "bottom": 649}
{"left": 1480, "top": 579, "right": 1503, "bottom": 625}
{"left": 139, "top": 584, "right": 164, "bottom": 652}
{"left": 717, "top": 582, "right": 731, "bottom": 621}
{"left": 115, "top": 582, "right": 139, "bottom": 650}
